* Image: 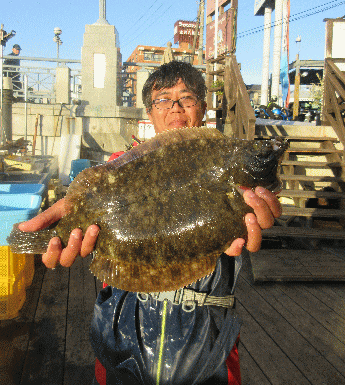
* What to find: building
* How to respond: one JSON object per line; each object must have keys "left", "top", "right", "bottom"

{"left": 123, "top": 20, "right": 206, "bottom": 107}
{"left": 246, "top": 84, "right": 262, "bottom": 108}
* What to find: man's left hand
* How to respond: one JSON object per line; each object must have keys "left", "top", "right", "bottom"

{"left": 225, "top": 186, "right": 281, "bottom": 256}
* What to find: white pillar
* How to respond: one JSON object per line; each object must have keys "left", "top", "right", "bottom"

{"left": 260, "top": 6, "right": 273, "bottom": 106}
{"left": 271, "top": 0, "right": 284, "bottom": 100}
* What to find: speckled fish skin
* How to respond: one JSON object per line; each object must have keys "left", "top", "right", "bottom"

{"left": 7, "top": 127, "right": 288, "bottom": 292}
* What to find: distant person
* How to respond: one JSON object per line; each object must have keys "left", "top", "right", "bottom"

{"left": 265, "top": 96, "right": 280, "bottom": 119}
{"left": 4, "top": 44, "right": 22, "bottom": 91}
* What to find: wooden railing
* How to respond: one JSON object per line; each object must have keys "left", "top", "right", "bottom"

{"left": 206, "top": 54, "right": 256, "bottom": 139}
{"left": 223, "top": 54, "right": 256, "bottom": 139}
{"left": 323, "top": 58, "right": 345, "bottom": 147}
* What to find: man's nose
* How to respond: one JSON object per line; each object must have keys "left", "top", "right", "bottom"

{"left": 171, "top": 100, "right": 184, "bottom": 111}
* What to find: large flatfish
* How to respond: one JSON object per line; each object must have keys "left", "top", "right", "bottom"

{"left": 7, "top": 127, "right": 288, "bottom": 292}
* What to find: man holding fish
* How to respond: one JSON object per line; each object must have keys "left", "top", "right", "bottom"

{"left": 19, "top": 61, "right": 282, "bottom": 384}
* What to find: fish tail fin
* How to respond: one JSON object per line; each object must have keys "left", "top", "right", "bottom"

{"left": 7, "top": 223, "right": 56, "bottom": 254}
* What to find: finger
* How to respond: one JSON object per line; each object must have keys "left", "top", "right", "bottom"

{"left": 59, "top": 229, "right": 83, "bottom": 267}
{"left": 244, "top": 213, "right": 262, "bottom": 253}
{"left": 41, "top": 237, "right": 62, "bottom": 269}
{"left": 18, "top": 198, "right": 66, "bottom": 232}
{"left": 243, "top": 189, "right": 274, "bottom": 229}
{"left": 224, "top": 238, "right": 245, "bottom": 257}
{"left": 80, "top": 225, "right": 100, "bottom": 257}
{"left": 255, "top": 186, "right": 282, "bottom": 218}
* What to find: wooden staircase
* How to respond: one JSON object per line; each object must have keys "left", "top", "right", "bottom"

{"left": 259, "top": 129, "right": 345, "bottom": 239}
{"left": 205, "top": 54, "right": 345, "bottom": 281}
{"left": 252, "top": 123, "right": 345, "bottom": 281}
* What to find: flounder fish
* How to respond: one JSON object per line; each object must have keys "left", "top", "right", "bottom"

{"left": 7, "top": 127, "right": 288, "bottom": 292}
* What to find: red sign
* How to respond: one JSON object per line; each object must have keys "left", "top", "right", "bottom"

{"left": 206, "top": 9, "right": 236, "bottom": 60}
{"left": 174, "top": 20, "right": 198, "bottom": 45}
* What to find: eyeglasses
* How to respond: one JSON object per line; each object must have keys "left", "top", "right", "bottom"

{"left": 152, "top": 95, "right": 199, "bottom": 110}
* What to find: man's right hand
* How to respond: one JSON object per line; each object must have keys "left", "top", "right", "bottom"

{"left": 18, "top": 198, "right": 99, "bottom": 269}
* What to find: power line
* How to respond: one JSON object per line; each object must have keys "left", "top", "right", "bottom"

{"left": 123, "top": 4, "right": 174, "bottom": 47}
{"left": 238, "top": 0, "right": 345, "bottom": 38}
{"left": 120, "top": 0, "right": 163, "bottom": 39}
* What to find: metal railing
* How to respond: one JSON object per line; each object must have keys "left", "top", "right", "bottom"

{"left": 2, "top": 55, "right": 81, "bottom": 103}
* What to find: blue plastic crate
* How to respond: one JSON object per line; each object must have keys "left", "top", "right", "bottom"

{"left": 69, "top": 159, "right": 91, "bottom": 182}
{"left": 0, "top": 183, "right": 45, "bottom": 195}
{"left": 0, "top": 194, "right": 42, "bottom": 245}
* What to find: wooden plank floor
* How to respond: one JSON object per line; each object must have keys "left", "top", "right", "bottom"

{"left": 1, "top": 251, "right": 345, "bottom": 384}
{"left": 250, "top": 248, "right": 345, "bottom": 281}
{"left": 238, "top": 249, "right": 345, "bottom": 385}
{"left": 0, "top": 254, "right": 100, "bottom": 385}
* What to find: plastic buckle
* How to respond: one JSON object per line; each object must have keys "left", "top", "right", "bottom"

{"left": 149, "top": 289, "right": 183, "bottom": 304}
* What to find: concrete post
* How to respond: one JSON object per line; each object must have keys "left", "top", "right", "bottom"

{"left": 1, "top": 77, "right": 13, "bottom": 145}
{"left": 81, "top": 22, "right": 121, "bottom": 114}
{"left": 271, "top": 0, "right": 283, "bottom": 100}
{"left": 260, "top": 6, "right": 272, "bottom": 106}
{"left": 136, "top": 69, "right": 149, "bottom": 108}
{"left": 55, "top": 66, "right": 71, "bottom": 104}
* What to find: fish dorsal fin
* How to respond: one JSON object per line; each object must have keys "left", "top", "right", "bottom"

{"left": 107, "top": 126, "right": 224, "bottom": 170}
{"left": 65, "top": 126, "right": 225, "bottom": 212}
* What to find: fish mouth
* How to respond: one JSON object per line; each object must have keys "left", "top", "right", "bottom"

{"left": 234, "top": 180, "right": 282, "bottom": 195}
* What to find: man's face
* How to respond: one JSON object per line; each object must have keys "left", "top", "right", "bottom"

{"left": 13, "top": 49, "right": 20, "bottom": 55}
{"left": 147, "top": 79, "right": 206, "bottom": 134}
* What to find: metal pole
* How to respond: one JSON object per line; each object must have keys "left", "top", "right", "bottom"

{"left": 214, "top": 0, "right": 219, "bottom": 60}
{"left": 24, "top": 74, "right": 28, "bottom": 140}
{"left": 271, "top": 0, "right": 284, "bottom": 100}
{"left": 260, "top": 6, "right": 272, "bottom": 106}
{"left": 198, "top": 0, "right": 205, "bottom": 65}
{"left": 2, "top": 77, "right": 13, "bottom": 145}
{"left": 213, "top": 0, "right": 219, "bottom": 109}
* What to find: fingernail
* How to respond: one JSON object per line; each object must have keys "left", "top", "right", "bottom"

{"left": 256, "top": 186, "right": 266, "bottom": 195}
{"left": 90, "top": 228, "right": 99, "bottom": 237}
{"left": 244, "top": 189, "right": 256, "bottom": 198}
{"left": 72, "top": 231, "right": 81, "bottom": 239}
{"left": 246, "top": 215, "right": 256, "bottom": 224}
{"left": 51, "top": 238, "right": 60, "bottom": 246}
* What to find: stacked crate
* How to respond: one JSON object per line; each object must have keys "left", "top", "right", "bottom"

{"left": 0, "top": 185, "right": 43, "bottom": 320}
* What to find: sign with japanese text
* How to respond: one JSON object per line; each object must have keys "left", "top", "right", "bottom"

{"left": 174, "top": 20, "right": 198, "bottom": 46}
{"left": 205, "top": 8, "right": 236, "bottom": 60}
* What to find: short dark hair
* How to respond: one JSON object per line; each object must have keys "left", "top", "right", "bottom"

{"left": 142, "top": 61, "right": 206, "bottom": 110}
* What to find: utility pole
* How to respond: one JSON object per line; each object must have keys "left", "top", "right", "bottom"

{"left": 191, "top": 0, "right": 202, "bottom": 63}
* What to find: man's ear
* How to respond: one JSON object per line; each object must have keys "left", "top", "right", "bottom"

{"left": 146, "top": 109, "right": 153, "bottom": 124}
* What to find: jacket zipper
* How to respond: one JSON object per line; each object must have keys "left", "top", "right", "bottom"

{"left": 156, "top": 299, "right": 168, "bottom": 385}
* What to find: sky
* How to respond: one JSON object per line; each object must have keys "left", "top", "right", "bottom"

{"left": 1, "top": 0, "right": 345, "bottom": 84}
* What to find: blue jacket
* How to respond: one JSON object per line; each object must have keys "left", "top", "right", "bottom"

{"left": 90, "top": 253, "right": 242, "bottom": 385}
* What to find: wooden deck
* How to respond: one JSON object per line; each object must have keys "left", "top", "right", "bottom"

{"left": 1, "top": 250, "right": 345, "bottom": 384}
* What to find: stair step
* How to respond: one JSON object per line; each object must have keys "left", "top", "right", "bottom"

{"left": 278, "top": 189, "right": 345, "bottom": 199}
{"left": 285, "top": 148, "right": 343, "bottom": 154}
{"left": 279, "top": 175, "right": 344, "bottom": 183}
{"left": 281, "top": 206, "right": 345, "bottom": 217}
{"left": 262, "top": 226, "right": 345, "bottom": 239}
{"left": 255, "top": 135, "right": 339, "bottom": 142}
{"left": 281, "top": 160, "right": 345, "bottom": 168}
